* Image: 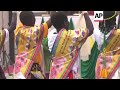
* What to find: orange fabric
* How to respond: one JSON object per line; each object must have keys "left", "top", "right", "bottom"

{"left": 43, "top": 22, "right": 48, "bottom": 38}
{"left": 34, "top": 52, "right": 42, "bottom": 63}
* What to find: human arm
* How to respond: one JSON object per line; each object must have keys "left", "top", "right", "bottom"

{"left": 82, "top": 11, "right": 94, "bottom": 36}
{"left": 41, "top": 11, "right": 56, "bottom": 38}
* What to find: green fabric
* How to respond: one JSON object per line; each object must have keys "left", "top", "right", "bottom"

{"left": 69, "top": 18, "right": 75, "bottom": 30}
{"left": 41, "top": 17, "right": 45, "bottom": 24}
{"left": 42, "top": 38, "right": 52, "bottom": 73}
{"left": 81, "top": 41, "right": 100, "bottom": 79}
{"left": 41, "top": 17, "right": 52, "bottom": 73}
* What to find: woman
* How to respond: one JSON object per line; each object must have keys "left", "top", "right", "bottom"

{"left": 95, "top": 11, "right": 120, "bottom": 79}
{"left": 48, "top": 11, "right": 94, "bottom": 79}
{"left": 14, "top": 11, "right": 52, "bottom": 79}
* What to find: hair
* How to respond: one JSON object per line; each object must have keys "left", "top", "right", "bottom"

{"left": 99, "top": 11, "right": 117, "bottom": 34}
{"left": 20, "top": 11, "right": 35, "bottom": 26}
{"left": 51, "top": 11, "right": 68, "bottom": 31}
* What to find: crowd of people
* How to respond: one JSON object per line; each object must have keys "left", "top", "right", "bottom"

{"left": 0, "top": 11, "right": 120, "bottom": 79}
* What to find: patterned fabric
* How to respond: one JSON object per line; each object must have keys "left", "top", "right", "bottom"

{"left": 96, "top": 29, "right": 120, "bottom": 79}
{"left": 96, "top": 54, "right": 120, "bottom": 79}
{"left": 49, "top": 27, "right": 89, "bottom": 79}
{"left": 15, "top": 23, "right": 48, "bottom": 62}
{"left": 14, "top": 23, "right": 48, "bottom": 78}
{"left": 14, "top": 52, "right": 34, "bottom": 79}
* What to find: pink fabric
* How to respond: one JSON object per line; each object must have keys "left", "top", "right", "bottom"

{"left": 4, "top": 65, "right": 14, "bottom": 74}
{"left": 96, "top": 54, "right": 112, "bottom": 79}
{"left": 67, "top": 70, "right": 73, "bottom": 79}
{"left": 14, "top": 51, "right": 28, "bottom": 74}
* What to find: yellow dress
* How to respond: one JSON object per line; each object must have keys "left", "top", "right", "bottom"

{"left": 14, "top": 23, "right": 48, "bottom": 76}
{"left": 49, "top": 27, "right": 89, "bottom": 79}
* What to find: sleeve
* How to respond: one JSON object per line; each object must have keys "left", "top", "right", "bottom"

{"left": 4, "top": 29, "right": 9, "bottom": 43}
{"left": 74, "top": 27, "right": 89, "bottom": 42}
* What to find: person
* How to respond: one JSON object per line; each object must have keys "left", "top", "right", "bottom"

{"left": 48, "top": 11, "right": 94, "bottom": 79}
{"left": 79, "top": 12, "right": 100, "bottom": 79}
{"left": 14, "top": 11, "right": 52, "bottom": 79}
{"left": 0, "top": 11, "right": 17, "bottom": 79}
{"left": 95, "top": 11, "right": 120, "bottom": 79}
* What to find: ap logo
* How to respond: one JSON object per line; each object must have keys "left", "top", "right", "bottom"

{"left": 94, "top": 11, "right": 103, "bottom": 22}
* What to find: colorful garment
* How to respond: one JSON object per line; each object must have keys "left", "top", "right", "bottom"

{"left": 42, "top": 38, "right": 52, "bottom": 73}
{"left": 80, "top": 29, "right": 100, "bottom": 79}
{"left": 49, "top": 27, "right": 89, "bottom": 79}
{"left": 81, "top": 41, "right": 100, "bottom": 79}
{"left": 14, "top": 22, "right": 48, "bottom": 78}
{"left": 75, "top": 13, "right": 94, "bottom": 79}
{"left": 48, "top": 29, "right": 80, "bottom": 79}
{"left": 96, "top": 29, "right": 120, "bottom": 79}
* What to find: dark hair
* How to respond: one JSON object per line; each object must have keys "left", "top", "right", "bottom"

{"left": 51, "top": 12, "right": 68, "bottom": 30}
{"left": 99, "top": 11, "right": 117, "bottom": 34}
{"left": 20, "top": 11, "right": 35, "bottom": 26}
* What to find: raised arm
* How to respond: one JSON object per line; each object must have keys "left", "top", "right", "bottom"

{"left": 82, "top": 11, "right": 94, "bottom": 36}
{"left": 41, "top": 11, "right": 56, "bottom": 38}
{"left": 46, "top": 18, "right": 52, "bottom": 29}
{"left": 45, "top": 11, "right": 56, "bottom": 28}
{"left": 7, "top": 11, "right": 17, "bottom": 32}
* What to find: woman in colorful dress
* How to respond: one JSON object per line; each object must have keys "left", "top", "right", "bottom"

{"left": 15, "top": 11, "right": 53, "bottom": 79}
{"left": 95, "top": 11, "right": 120, "bottom": 79}
{"left": 0, "top": 11, "right": 17, "bottom": 79}
{"left": 49, "top": 11, "right": 94, "bottom": 79}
